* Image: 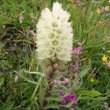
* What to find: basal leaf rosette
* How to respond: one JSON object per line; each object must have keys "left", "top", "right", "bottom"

{"left": 36, "top": 2, "right": 73, "bottom": 61}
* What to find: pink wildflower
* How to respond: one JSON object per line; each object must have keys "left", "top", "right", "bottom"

{"left": 73, "top": 46, "right": 83, "bottom": 55}
{"left": 18, "top": 14, "right": 24, "bottom": 23}
{"left": 29, "top": 30, "right": 35, "bottom": 36}
{"left": 60, "top": 91, "right": 77, "bottom": 108}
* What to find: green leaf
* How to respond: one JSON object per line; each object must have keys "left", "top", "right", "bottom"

{"left": 79, "top": 96, "right": 92, "bottom": 100}
{"left": 60, "top": 102, "right": 73, "bottom": 108}
{"left": 14, "top": 71, "right": 37, "bottom": 85}
{"left": 93, "top": 97, "right": 107, "bottom": 101}
{"left": 46, "top": 97, "right": 63, "bottom": 102}
{"left": 0, "top": 78, "right": 4, "bottom": 87}
{"left": 77, "top": 90, "right": 101, "bottom": 97}
{"left": 79, "top": 96, "right": 107, "bottom": 101}
{"left": 79, "top": 65, "right": 91, "bottom": 78}
{"left": 39, "top": 87, "right": 45, "bottom": 107}
{"left": 0, "top": 43, "right": 4, "bottom": 50}
{"left": 0, "top": 102, "right": 14, "bottom": 110}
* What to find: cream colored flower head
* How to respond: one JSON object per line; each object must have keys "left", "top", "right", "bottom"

{"left": 36, "top": 2, "right": 73, "bottom": 61}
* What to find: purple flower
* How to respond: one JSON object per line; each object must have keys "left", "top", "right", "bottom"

{"left": 64, "top": 78, "right": 70, "bottom": 86}
{"left": 60, "top": 91, "right": 77, "bottom": 108}
{"left": 60, "top": 99, "right": 67, "bottom": 105}
{"left": 27, "top": 28, "right": 36, "bottom": 36}
{"left": 18, "top": 14, "right": 24, "bottom": 23}
{"left": 73, "top": 46, "right": 83, "bottom": 55}
{"left": 66, "top": 92, "right": 76, "bottom": 102}
{"left": 29, "top": 30, "right": 36, "bottom": 36}
{"left": 60, "top": 91, "right": 65, "bottom": 96}
{"left": 73, "top": 61, "right": 79, "bottom": 73}
{"left": 31, "top": 16, "right": 36, "bottom": 24}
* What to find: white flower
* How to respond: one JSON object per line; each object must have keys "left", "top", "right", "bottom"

{"left": 36, "top": 2, "right": 73, "bottom": 61}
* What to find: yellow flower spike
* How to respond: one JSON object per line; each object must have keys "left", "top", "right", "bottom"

{"left": 102, "top": 55, "right": 108, "bottom": 62}
{"left": 104, "top": 6, "right": 110, "bottom": 11}
{"left": 96, "top": 8, "right": 101, "bottom": 14}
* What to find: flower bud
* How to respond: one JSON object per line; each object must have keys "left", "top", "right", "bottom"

{"left": 15, "top": 75, "right": 19, "bottom": 82}
{"left": 18, "top": 14, "right": 24, "bottom": 23}
{"left": 73, "top": 46, "right": 83, "bottom": 55}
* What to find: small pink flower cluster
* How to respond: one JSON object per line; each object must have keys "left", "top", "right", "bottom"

{"left": 60, "top": 91, "right": 77, "bottom": 108}
{"left": 54, "top": 78, "right": 70, "bottom": 88}
{"left": 73, "top": 46, "right": 83, "bottom": 55}
{"left": 18, "top": 14, "right": 24, "bottom": 23}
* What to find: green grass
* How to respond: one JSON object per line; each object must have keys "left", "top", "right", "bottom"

{"left": 0, "top": 0, "right": 110, "bottom": 110}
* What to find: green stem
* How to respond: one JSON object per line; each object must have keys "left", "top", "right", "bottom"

{"left": 30, "top": 74, "right": 44, "bottom": 100}
{"left": 14, "top": 71, "right": 37, "bottom": 84}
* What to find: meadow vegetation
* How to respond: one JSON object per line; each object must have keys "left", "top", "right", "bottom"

{"left": 0, "top": 0, "right": 110, "bottom": 110}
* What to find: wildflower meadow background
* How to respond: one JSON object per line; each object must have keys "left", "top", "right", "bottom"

{"left": 0, "top": 0, "right": 110, "bottom": 110}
